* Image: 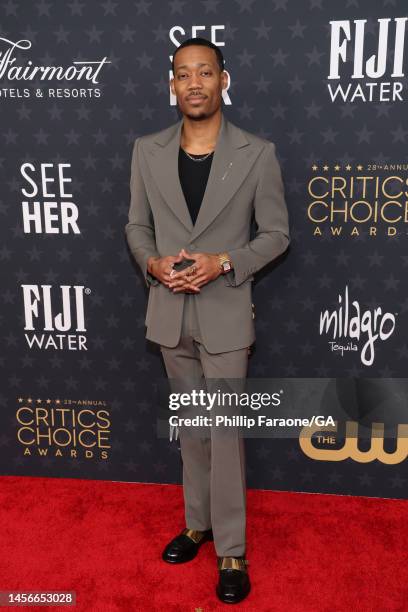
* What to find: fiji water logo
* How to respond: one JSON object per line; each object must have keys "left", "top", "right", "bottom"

{"left": 327, "top": 17, "right": 408, "bottom": 102}
{"left": 319, "top": 286, "right": 396, "bottom": 366}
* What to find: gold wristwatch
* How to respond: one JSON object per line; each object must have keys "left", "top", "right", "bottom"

{"left": 218, "top": 252, "right": 232, "bottom": 274}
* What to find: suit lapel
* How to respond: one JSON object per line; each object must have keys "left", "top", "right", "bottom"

{"left": 144, "top": 119, "right": 193, "bottom": 233}
{"left": 190, "top": 114, "right": 263, "bottom": 241}
{"left": 144, "top": 113, "right": 264, "bottom": 240}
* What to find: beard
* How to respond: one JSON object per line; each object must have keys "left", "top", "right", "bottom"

{"left": 181, "top": 102, "right": 220, "bottom": 122}
{"left": 177, "top": 91, "right": 222, "bottom": 121}
{"left": 184, "top": 110, "right": 209, "bottom": 121}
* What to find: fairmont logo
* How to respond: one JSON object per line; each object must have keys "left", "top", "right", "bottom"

{"left": 0, "top": 37, "right": 109, "bottom": 84}
{"left": 319, "top": 286, "right": 396, "bottom": 366}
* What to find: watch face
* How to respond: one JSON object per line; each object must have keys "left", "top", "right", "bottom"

{"left": 222, "top": 261, "right": 232, "bottom": 273}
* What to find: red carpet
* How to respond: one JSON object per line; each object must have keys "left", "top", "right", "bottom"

{"left": 0, "top": 476, "right": 407, "bottom": 611}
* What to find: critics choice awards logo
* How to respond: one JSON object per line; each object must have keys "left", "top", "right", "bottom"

{"left": 16, "top": 397, "right": 111, "bottom": 460}
{"left": 307, "top": 163, "right": 408, "bottom": 238}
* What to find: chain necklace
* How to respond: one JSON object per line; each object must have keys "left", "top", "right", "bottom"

{"left": 182, "top": 148, "right": 214, "bottom": 163}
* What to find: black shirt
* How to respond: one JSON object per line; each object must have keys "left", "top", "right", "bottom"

{"left": 178, "top": 147, "right": 214, "bottom": 225}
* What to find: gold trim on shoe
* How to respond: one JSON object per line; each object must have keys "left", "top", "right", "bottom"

{"left": 217, "top": 557, "right": 249, "bottom": 572}
{"left": 182, "top": 528, "right": 207, "bottom": 544}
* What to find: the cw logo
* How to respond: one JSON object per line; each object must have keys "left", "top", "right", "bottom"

{"left": 299, "top": 421, "right": 408, "bottom": 464}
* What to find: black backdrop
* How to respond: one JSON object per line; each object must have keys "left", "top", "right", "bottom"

{"left": 1, "top": 0, "right": 407, "bottom": 499}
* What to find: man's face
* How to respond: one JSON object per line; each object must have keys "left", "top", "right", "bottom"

{"left": 170, "top": 45, "right": 227, "bottom": 120}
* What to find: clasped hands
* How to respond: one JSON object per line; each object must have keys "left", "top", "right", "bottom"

{"left": 149, "top": 248, "right": 222, "bottom": 293}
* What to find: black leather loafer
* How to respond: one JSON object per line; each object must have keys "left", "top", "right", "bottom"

{"left": 216, "top": 556, "right": 250, "bottom": 604}
{"left": 162, "top": 528, "right": 213, "bottom": 563}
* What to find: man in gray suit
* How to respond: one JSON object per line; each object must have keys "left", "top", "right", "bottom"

{"left": 125, "top": 37, "right": 290, "bottom": 604}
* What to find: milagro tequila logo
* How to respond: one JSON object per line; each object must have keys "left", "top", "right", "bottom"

{"left": 328, "top": 17, "right": 407, "bottom": 102}
{"left": 22, "top": 284, "right": 90, "bottom": 350}
{"left": 319, "top": 286, "right": 396, "bottom": 366}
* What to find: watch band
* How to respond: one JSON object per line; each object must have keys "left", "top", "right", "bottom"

{"left": 218, "top": 252, "right": 232, "bottom": 274}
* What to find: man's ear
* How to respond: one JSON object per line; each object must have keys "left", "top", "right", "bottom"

{"left": 170, "top": 77, "right": 175, "bottom": 96}
{"left": 221, "top": 70, "right": 228, "bottom": 91}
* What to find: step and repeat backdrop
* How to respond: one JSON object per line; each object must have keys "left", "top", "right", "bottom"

{"left": 1, "top": 1, "right": 407, "bottom": 499}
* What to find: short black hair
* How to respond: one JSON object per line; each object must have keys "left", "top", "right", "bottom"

{"left": 171, "top": 37, "right": 225, "bottom": 74}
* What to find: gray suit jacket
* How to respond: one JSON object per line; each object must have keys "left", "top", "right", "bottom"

{"left": 125, "top": 113, "right": 290, "bottom": 353}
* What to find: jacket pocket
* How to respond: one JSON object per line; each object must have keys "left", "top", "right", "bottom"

{"left": 222, "top": 273, "right": 254, "bottom": 286}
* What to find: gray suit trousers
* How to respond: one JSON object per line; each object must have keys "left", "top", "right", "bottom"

{"left": 160, "top": 294, "right": 248, "bottom": 557}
